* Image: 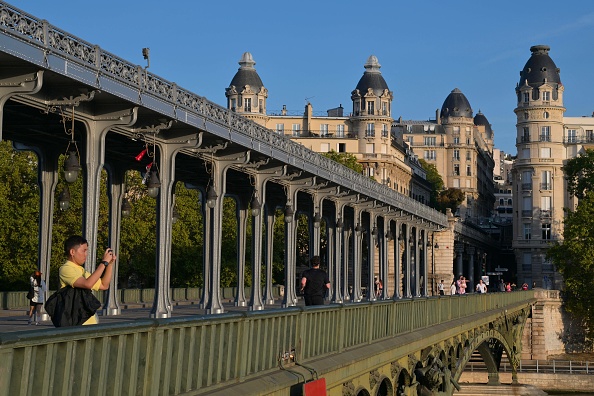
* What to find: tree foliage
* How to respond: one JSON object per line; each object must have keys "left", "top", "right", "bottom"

{"left": 0, "top": 140, "right": 289, "bottom": 291}
{"left": 562, "top": 148, "right": 594, "bottom": 200}
{"left": 437, "top": 188, "right": 465, "bottom": 214}
{"left": 418, "top": 159, "right": 444, "bottom": 209}
{"left": 322, "top": 150, "right": 363, "bottom": 174}
{"left": 547, "top": 191, "right": 594, "bottom": 340}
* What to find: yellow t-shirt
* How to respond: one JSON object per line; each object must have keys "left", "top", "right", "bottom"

{"left": 59, "top": 260, "right": 102, "bottom": 325}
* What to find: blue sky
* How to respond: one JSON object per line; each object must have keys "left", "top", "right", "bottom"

{"left": 13, "top": 0, "right": 594, "bottom": 155}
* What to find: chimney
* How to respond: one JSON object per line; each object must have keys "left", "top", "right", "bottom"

{"left": 436, "top": 109, "right": 441, "bottom": 125}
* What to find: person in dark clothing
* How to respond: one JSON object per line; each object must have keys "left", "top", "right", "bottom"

{"left": 300, "top": 256, "right": 330, "bottom": 306}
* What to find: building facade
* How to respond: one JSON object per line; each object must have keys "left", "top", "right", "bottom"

{"left": 512, "top": 45, "right": 594, "bottom": 289}
{"left": 393, "top": 90, "right": 496, "bottom": 220}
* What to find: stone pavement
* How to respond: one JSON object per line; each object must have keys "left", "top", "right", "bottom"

{"left": 0, "top": 299, "right": 299, "bottom": 334}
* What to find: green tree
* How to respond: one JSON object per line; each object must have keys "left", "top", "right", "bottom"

{"left": 437, "top": 188, "right": 465, "bottom": 214}
{"left": 322, "top": 150, "right": 363, "bottom": 173}
{"left": 547, "top": 191, "right": 594, "bottom": 342}
{"left": 562, "top": 148, "right": 594, "bottom": 200}
{"left": 419, "top": 159, "right": 444, "bottom": 209}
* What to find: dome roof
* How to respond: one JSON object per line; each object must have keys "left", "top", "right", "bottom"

{"left": 228, "top": 52, "right": 264, "bottom": 91}
{"left": 440, "top": 88, "right": 473, "bottom": 119}
{"left": 474, "top": 110, "right": 493, "bottom": 138}
{"left": 519, "top": 45, "right": 561, "bottom": 87}
{"left": 354, "top": 55, "right": 389, "bottom": 96}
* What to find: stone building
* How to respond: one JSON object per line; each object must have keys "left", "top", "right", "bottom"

{"left": 393, "top": 89, "right": 496, "bottom": 220}
{"left": 225, "top": 53, "right": 433, "bottom": 204}
{"left": 512, "top": 45, "right": 594, "bottom": 289}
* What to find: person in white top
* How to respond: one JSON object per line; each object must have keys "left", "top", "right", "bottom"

{"left": 476, "top": 279, "right": 488, "bottom": 294}
{"left": 28, "top": 270, "right": 46, "bottom": 325}
{"left": 438, "top": 280, "right": 445, "bottom": 295}
{"left": 450, "top": 280, "right": 457, "bottom": 295}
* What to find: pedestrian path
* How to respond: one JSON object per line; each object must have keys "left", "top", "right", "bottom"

{"left": 0, "top": 299, "right": 299, "bottom": 334}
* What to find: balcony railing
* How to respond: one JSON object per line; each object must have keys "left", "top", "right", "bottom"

{"left": 522, "top": 210, "right": 532, "bottom": 217}
{"left": 539, "top": 135, "right": 551, "bottom": 142}
{"left": 522, "top": 183, "right": 532, "bottom": 190}
{"left": 540, "top": 183, "right": 551, "bottom": 190}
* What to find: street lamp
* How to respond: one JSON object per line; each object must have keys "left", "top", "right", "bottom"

{"left": 206, "top": 185, "right": 217, "bottom": 208}
{"left": 58, "top": 186, "right": 71, "bottom": 211}
{"left": 250, "top": 195, "right": 261, "bottom": 217}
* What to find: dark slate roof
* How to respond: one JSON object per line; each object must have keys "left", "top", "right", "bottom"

{"left": 440, "top": 88, "right": 473, "bottom": 119}
{"left": 519, "top": 45, "right": 561, "bottom": 87}
{"left": 229, "top": 52, "right": 264, "bottom": 90}
{"left": 474, "top": 110, "right": 493, "bottom": 138}
{"left": 354, "top": 55, "right": 389, "bottom": 95}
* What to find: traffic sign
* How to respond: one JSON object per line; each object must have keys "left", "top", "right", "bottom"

{"left": 494, "top": 267, "right": 508, "bottom": 272}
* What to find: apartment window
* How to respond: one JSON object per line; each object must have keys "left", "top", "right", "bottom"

{"left": 453, "top": 179, "right": 460, "bottom": 188}
{"left": 523, "top": 92, "right": 530, "bottom": 103}
{"left": 320, "top": 143, "right": 330, "bottom": 152}
{"left": 523, "top": 224, "right": 532, "bottom": 240}
{"left": 523, "top": 253, "right": 532, "bottom": 271}
{"left": 522, "top": 196, "right": 532, "bottom": 217}
{"left": 466, "top": 165, "right": 471, "bottom": 176}
{"left": 453, "top": 126, "right": 460, "bottom": 133}
{"left": 466, "top": 137, "right": 471, "bottom": 145}
{"left": 367, "top": 167, "right": 375, "bottom": 177}
{"left": 567, "top": 129, "right": 577, "bottom": 143}
{"left": 244, "top": 98, "right": 252, "bottom": 112}
{"left": 454, "top": 164, "right": 460, "bottom": 176}
{"left": 320, "top": 124, "right": 329, "bottom": 137}
{"left": 407, "top": 136, "right": 414, "bottom": 146}
{"left": 382, "top": 102, "right": 388, "bottom": 116}
{"left": 366, "top": 123, "right": 375, "bottom": 137}
{"left": 381, "top": 124, "right": 389, "bottom": 138}
{"left": 367, "top": 101, "right": 374, "bottom": 115}
{"left": 540, "top": 147, "right": 551, "bottom": 158}
{"left": 587, "top": 130, "right": 594, "bottom": 142}
{"left": 507, "top": 198, "right": 513, "bottom": 205}
{"left": 522, "top": 170, "right": 532, "bottom": 190}
{"left": 424, "top": 150, "right": 436, "bottom": 160}
{"left": 258, "top": 99, "right": 263, "bottom": 113}
{"left": 230, "top": 98, "right": 236, "bottom": 111}
{"left": 366, "top": 143, "right": 375, "bottom": 153}
{"left": 542, "top": 223, "right": 551, "bottom": 240}
{"left": 499, "top": 198, "right": 504, "bottom": 205}
{"left": 336, "top": 125, "right": 344, "bottom": 138}
{"left": 540, "top": 126, "right": 551, "bottom": 141}
{"left": 543, "top": 91, "right": 550, "bottom": 101}
{"left": 522, "top": 127, "right": 530, "bottom": 142}
{"left": 424, "top": 137, "right": 436, "bottom": 146}
{"left": 338, "top": 143, "right": 346, "bottom": 152}
{"left": 541, "top": 170, "right": 551, "bottom": 190}
{"left": 543, "top": 111, "right": 549, "bottom": 119}
{"left": 466, "top": 151, "right": 471, "bottom": 161}
{"left": 541, "top": 196, "right": 551, "bottom": 217}
{"left": 453, "top": 137, "right": 460, "bottom": 145}
{"left": 453, "top": 150, "right": 460, "bottom": 160}
{"left": 276, "top": 123, "right": 284, "bottom": 134}
{"left": 292, "top": 124, "right": 301, "bottom": 137}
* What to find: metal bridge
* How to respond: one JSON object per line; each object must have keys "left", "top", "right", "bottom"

{"left": 0, "top": 3, "right": 524, "bottom": 395}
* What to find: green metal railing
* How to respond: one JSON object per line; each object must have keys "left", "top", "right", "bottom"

{"left": 0, "top": 292, "right": 534, "bottom": 396}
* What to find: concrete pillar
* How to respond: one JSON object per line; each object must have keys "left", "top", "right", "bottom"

{"left": 12, "top": 143, "right": 59, "bottom": 321}
{"left": 81, "top": 109, "right": 137, "bottom": 275}
{"left": 350, "top": 208, "right": 362, "bottom": 302}
{"left": 392, "top": 220, "right": 401, "bottom": 300}
{"left": 234, "top": 197, "right": 248, "bottom": 307}
{"left": 103, "top": 165, "right": 125, "bottom": 316}
{"left": 262, "top": 204, "right": 277, "bottom": 305}
{"left": 467, "top": 246, "right": 476, "bottom": 293}
{"left": 367, "top": 213, "right": 378, "bottom": 302}
{"left": 455, "top": 244, "right": 464, "bottom": 278}
{"left": 405, "top": 224, "right": 412, "bottom": 298}
{"left": 206, "top": 151, "right": 250, "bottom": 314}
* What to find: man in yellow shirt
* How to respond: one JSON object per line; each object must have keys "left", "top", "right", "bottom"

{"left": 59, "top": 235, "right": 116, "bottom": 325}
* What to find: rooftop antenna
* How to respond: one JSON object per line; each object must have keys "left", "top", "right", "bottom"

{"left": 142, "top": 48, "right": 150, "bottom": 69}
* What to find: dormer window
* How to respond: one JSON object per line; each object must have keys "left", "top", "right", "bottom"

{"left": 523, "top": 92, "right": 530, "bottom": 103}
{"left": 367, "top": 101, "right": 374, "bottom": 115}
{"left": 543, "top": 91, "right": 550, "bottom": 101}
